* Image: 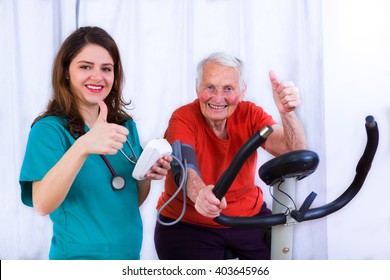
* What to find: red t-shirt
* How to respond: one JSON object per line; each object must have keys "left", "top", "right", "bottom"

{"left": 157, "top": 99, "right": 276, "bottom": 227}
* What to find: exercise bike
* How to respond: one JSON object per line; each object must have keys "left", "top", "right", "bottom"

{"left": 212, "top": 116, "right": 379, "bottom": 259}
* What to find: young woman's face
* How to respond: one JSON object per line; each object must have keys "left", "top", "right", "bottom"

{"left": 68, "top": 43, "right": 114, "bottom": 111}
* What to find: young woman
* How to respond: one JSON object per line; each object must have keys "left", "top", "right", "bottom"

{"left": 19, "top": 26, "right": 171, "bottom": 260}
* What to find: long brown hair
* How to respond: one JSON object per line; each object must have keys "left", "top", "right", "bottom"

{"left": 33, "top": 26, "right": 132, "bottom": 137}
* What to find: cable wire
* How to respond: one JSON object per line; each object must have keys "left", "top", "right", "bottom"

{"left": 269, "top": 181, "right": 297, "bottom": 215}
{"left": 156, "top": 156, "right": 188, "bottom": 226}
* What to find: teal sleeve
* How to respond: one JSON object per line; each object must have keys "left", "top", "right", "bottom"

{"left": 19, "top": 119, "right": 69, "bottom": 207}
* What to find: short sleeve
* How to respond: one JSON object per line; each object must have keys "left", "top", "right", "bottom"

{"left": 163, "top": 102, "right": 200, "bottom": 148}
{"left": 19, "top": 119, "right": 70, "bottom": 207}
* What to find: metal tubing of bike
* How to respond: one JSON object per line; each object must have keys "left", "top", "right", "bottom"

{"left": 271, "top": 178, "right": 296, "bottom": 260}
{"left": 213, "top": 125, "right": 273, "bottom": 200}
{"left": 296, "top": 116, "right": 379, "bottom": 221}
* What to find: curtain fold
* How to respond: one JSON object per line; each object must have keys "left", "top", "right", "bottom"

{"left": 0, "top": 0, "right": 325, "bottom": 260}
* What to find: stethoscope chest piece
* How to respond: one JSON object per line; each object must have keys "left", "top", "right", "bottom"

{"left": 111, "top": 175, "right": 126, "bottom": 191}
{"left": 100, "top": 139, "right": 138, "bottom": 191}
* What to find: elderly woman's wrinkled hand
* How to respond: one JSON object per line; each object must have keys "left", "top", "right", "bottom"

{"left": 269, "top": 71, "right": 301, "bottom": 114}
{"left": 194, "top": 185, "right": 227, "bottom": 218}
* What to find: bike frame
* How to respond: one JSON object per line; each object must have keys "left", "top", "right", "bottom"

{"left": 213, "top": 116, "right": 379, "bottom": 259}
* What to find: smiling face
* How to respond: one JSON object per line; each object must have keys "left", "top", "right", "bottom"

{"left": 196, "top": 61, "right": 246, "bottom": 130}
{"left": 68, "top": 43, "right": 114, "bottom": 117}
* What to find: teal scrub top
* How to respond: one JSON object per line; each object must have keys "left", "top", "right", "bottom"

{"left": 19, "top": 116, "right": 143, "bottom": 260}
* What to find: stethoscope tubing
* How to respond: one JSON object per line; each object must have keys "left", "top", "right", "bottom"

{"left": 100, "top": 154, "right": 125, "bottom": 191}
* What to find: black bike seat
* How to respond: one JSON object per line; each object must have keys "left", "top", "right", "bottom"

{"left": 258, "top": 150, "right": 319, "bottom": 186}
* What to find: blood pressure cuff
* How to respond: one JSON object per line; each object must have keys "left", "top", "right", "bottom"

{"left": 171, "top": 140, "right": 201, "bottom": 186}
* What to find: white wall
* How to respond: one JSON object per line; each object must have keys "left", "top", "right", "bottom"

{"left": 323, "top": 0, "right": 390, "bottom": 259}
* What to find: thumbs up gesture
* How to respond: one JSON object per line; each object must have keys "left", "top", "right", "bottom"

{"left": 269, "top": 71, "right": 301, "bottom": 114}
{"left": 80, "top": 100, "right": 129, "bottom": 155}
{"left": 96, "top": 99, "right": 109, "bottom": 123}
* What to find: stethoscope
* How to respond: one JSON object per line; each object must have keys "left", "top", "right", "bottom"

{"left": 100, "top": 139, "right": 138, "bottom": 191}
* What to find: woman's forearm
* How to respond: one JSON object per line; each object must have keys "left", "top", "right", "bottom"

{"left": 32, "top": 138, "right": 88, "bottom": 216}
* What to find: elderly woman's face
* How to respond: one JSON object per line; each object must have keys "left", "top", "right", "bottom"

{"left": 197, "top": 61, "right": 245, "bottom": 124}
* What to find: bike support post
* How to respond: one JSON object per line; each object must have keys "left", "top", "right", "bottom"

{"left": 271, "top": 177, "right": 296, "bottom": 260}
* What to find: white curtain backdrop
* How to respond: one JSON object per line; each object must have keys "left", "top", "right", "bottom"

{"left": 1, "top": 0, "right": 327, "bottom": 260}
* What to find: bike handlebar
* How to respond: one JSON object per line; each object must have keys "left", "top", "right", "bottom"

{"left": 293, "top": 115, "right": 379, "bottom": 221}
{"left": 213, "top": 116, "right": 379, "bottom": 228}
{"left": 213, "top": 125, "right": 273, "bottom": 200}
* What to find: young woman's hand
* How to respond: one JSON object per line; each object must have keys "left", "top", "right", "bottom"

{"left": 79, "top": 100, "right": 129, "bottom": 155}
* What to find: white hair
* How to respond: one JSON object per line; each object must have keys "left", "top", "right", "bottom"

{"left": 196, "top": 52, "right": 246, "bottom": 91}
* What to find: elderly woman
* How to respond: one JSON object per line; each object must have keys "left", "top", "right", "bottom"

{"left": 154, "top": 52, "right": 306, "bottom": 260}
